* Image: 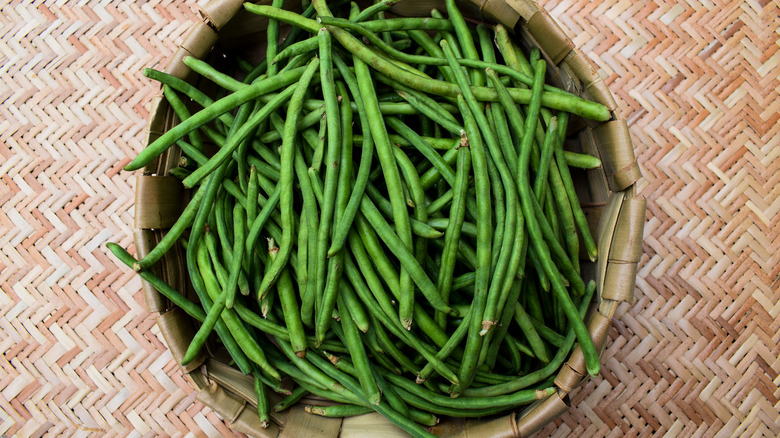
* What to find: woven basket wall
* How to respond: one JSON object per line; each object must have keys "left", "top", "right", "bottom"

{"left": 131, "top": 0, "right": 646, "bottom": 436}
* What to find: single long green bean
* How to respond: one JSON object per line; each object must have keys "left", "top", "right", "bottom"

{"left": 244, "top": 4, "right": 320, "bottom": 33}
{"left": 133, "top": 185, "right": 206, "bottom": 272}
{"left": 452, "top": 94, "right": 492, "bottom": 394}
{"left": 258, "top": 58, "right": 320, "bottom": 298}
{"left": 327, "top": 54, "right": 375, "bottom": 256}
{"left": 434, "top": 138, "right": 470, "bottom": 328}
{"left": 126, "top": 66, "right": 309, "bottom": 171}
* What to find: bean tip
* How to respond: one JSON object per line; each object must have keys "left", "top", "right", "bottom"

{"left": 295, "top": 350, "right": 307, "bottom": 358}
{"left": 260, "top": 420, "right": 269, "bottom": 429}
{"left": 132, "top": 262, "right": 143, "bottom": 272}
{"left": 415, "top": 374, "right": 426, "bottom": 384}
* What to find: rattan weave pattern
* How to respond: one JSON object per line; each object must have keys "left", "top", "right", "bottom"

{"left": 0, "top": 0, "right": 777, "bottom": 437}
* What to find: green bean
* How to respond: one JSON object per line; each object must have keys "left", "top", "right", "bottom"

{"left": 353, "top": 214, "right": 403, "bottom": 301}
{"left": 312, "top": 28, "right": 343, "bottom": 340}
{"left": 224, "top": 203, "right": 246, "bottom": 308}
{"left": 412, "top": 305, "right": 448, "bottom": 348}
{"left": 258, "top": 58, "right": 320, "bottom": 298}
{"left": 564, "top": 150, "right": 602, "bottom": 169}
{"left": 428, "top": 218, "right": 477, "bottom": 237}
{"left": 419, "top": 140, "right": 459, "bottom": 189}
{"left": 534, "top": 116, "right": 558, "bottom": 201}
{"left": 358, "top": 197, "right": 453, "bottom": 315}
{"left": 310, "top": 112, "right": 326, "bottom": 171}
{"left": 428, "top": 233, "right": 478, "bottom": 269}
{"left": 292, "top": 140, "right": 320, "bottom": 327}
{"left": 367, "top": 315, "right": 418, "bottom": 376}
{"left": 352, "top": 54, "right": 418, "bottom": 330}
{"left": 391, "top": 387, "right": 511, "bottom": 418}
{"left": 280, "top": 51, "right": 317, "bottom": 73}
{"left": 314, "top": 248, "right": 346, "bottom": 345}
{"left": 244, "top": 4, "right": 320, "bottom": 33}
{"left": 265, "top": 0, "right": 284, "bottom": 77}
{"left": 107, "top": 243, "right": 206, "bottom": 321}
{"left": 337, "top": 294, "right": 381, "bottom": 404}
{"left": 307, "top": 167, "right": 324, "bottom": 207}
{"left": 406, "top": 29, "right": 456, "bottom": 83}
{"left": 318, "top": 12, "right": 611, "bottom": 119}
{"left": 444, "top": 0, "right": 481, "bottom": 86}
{"left": 304, "top": 350, "right": 436, "bottom": 438}
{"left": 327, "top": 54, "right": 375, "bottom": 256}
{"left": 185, "top": 164, "right": 255, "bottom": 375}
{"left": 344, "top": 234, "right": 396, "bottom": 320}
{"left": 269, "top": 241, "right": 306, "bottom": 358}
{"left": 528, "top": 185, "right": 585, "bottom": 294}
{"left": 485, "top": 143, "right": 506, "bottom": 272}
{"left": 273, "top": 386, "right": 308, "bottom": 412}
{"left": 464, "top": 280, "right": 595, "bottom": 397}
{"left": 133, "top": 185, "right": 206, "bottom": 272}
{"left": 363, "top": 183, "right": 443, "bottom": 239}
{"left": 351, "top": 0, "right": 398, "bottom": 23}
{"left": 498, "top": 56, "right": 600, "bottom": 376}
{"left": 546, "top": 121, "right": 580, "bottom": 275}
{"left": 306, "top": 404, "right": 373, "bottom": 417}
{"left": 253, "top": 373, "right": 270, "bottom": 428}
{"left": 393, "top": 146, "right": 428, "bottom": 328}
{"left": 272, "top": 35, "right": 319, "bottom": 65}
{"left": 447, "top": 272, "right": 474, "bottom": 293}
{"left": 340, "top": 281, "right": 369, "bottom": 333}
{"left": 360, "top": 17, "right": 454, "bottom": 32}
{"left": 385, "top": 371, "right": 554, "bottom": 410}
{"left": 434, "top": 138, "right": 470, "bottom": 328}
{"left": 395, "top": 91, "right": 464, "bottom": 136}
{"left": 446, "top": 66, "right": 517, "bottom": 339}
{"left": 372, "top": 73, "right": 460, "bottom": 120}
{"left": 162, "top": 85, "right": 205, "bottom": 154}
{"left": 126, "top": 66, "right": 309, "bottom": 171}
{"left": 438, "top": 37, "right": 497, "bottom": 382}
{"left": 429, "top": 8, "right": 462, "bottom": 57}
{"left": 233, "top": 302, "right": 348, "bottom": 353}
{"left": 183, "top": 56, "right": 246, "bottom": 92}
{"left": 344, "top": 246, "right": 459, "bottom": 385}
{"left": 244, "top": 181, "right": 281, "bottom": 258}
{"left": 259, "top": 105, "right": 326, "bottom": 143}
{"left": 144, "top": 69, "right": 235, "bottom": 128}
{"left": 197, "top": 237, "right": 280, "bottom": 379}
{"left": 175, "top": 139, "right": 208, "bottom": 167}
{"left": 554, "top": 119, "right": 598, "bottom": 262}
{"left": 181, "top": 83, "right": 296, "bottom": 188}
{"left": 320, "top": 17, "right": 440, "bottom": 68}
{"left": 417, "top": 308, "right": 471, "bottom": 382}
{"left": 512, "top": 301, "right": 550, "bottom": 363}
{"left": 443, "top": 96, "right": 491, "bottom": 394}
{"left": 425, "top": 188, "right": 453, "bottom": 216}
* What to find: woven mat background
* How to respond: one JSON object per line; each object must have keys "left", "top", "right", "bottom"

{"left": 1, "top": 0, "right": 778, "bottom": 436}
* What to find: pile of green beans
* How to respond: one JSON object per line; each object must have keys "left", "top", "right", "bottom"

{"left": 112, "top": 1, "right": 608, "bottom": 436}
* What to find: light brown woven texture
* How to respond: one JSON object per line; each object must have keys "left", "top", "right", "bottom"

{"left": 0, "top": 0, "right": 777, "bottom": 437}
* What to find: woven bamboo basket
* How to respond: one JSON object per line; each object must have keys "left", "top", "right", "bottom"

{"left": 132, "top": 0, "right": 646, "bottom": 436}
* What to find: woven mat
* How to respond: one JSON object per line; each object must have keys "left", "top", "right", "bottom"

{"left": 1, "top": 0, "right": 778, "bottom": 436}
